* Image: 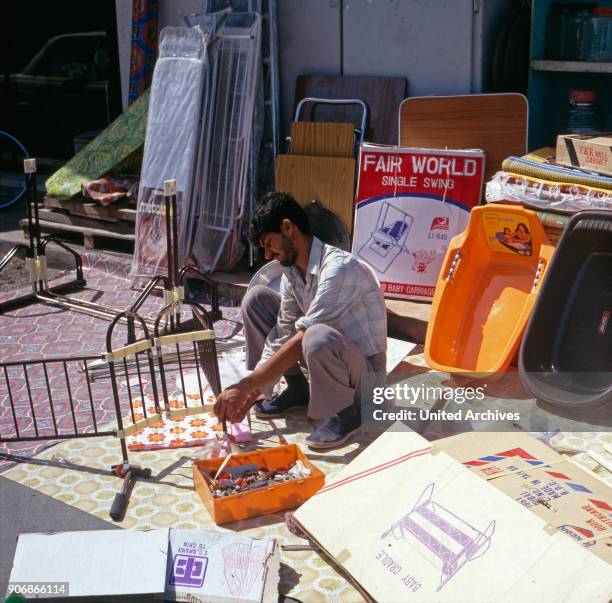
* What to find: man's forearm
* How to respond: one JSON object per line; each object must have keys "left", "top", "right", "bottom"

{"left": 244, "top": 330, "right": 304, "bottom": 392}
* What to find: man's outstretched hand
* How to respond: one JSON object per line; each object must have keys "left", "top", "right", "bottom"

{"left": 214, "top": 331, "right": 304, "bottom": 423}
{"left": 213, "top": 380, "right": 260, "bottom": 423}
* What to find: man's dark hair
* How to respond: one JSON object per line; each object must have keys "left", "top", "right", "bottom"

{"left": 248, "top": 192, "right": 311, "bottom": 246}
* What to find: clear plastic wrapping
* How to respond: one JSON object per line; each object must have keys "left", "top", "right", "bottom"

{"left": 131, "top": 26, "right": 207, "bottom": 280}
{"left": 486, "top": 170, "right": 612, "bottom": 214}
{"left": 184, "top": 12, "right": 262, "bottom": 272}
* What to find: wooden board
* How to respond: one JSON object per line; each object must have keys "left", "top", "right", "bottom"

{"left": 21, "top": 218, "right": 135, "bottom": 251}
{"left": 399, "top": 93, "right": 528, "bottom": 187}
{"left": 37, "top": 208, "right": 135, "bottom": 234}
{"left": 276, "top": 154, "right": 356, "bottom": 235}
{"left": 43, "top": 196, "right": 137, "bottom": 223}
{"left": 290, "top": 122, "right": 354, "bottom": 158}
{"left": 294, "top": 75, "right": 407, "bottom": 145}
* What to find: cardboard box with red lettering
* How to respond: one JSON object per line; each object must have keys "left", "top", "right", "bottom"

{"left": 556, "top": 133, "right": 612, "bottom": 177}
{"left": 352, "top": 144, "right": 485, "bottom": 301}
{"left": 436, "top": 431, "right": 612, "bottom": 565}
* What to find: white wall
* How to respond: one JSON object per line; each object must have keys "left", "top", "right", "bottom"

{"left": 158, "top": 0, "right": 203, "bottom": 27}
{"left": 277, "top": 1, "right": 342, "bottom": 142}
{"left": 277, "top": 0, "right": 514, "bottom": 139}
{"left": 116, "top": 0, "right": 513, "bottom": 124}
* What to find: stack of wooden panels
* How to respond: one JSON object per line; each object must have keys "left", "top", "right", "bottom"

{"left": 276, "top": 121, "right": 356, "bottom": 236}
{"left": 21, "top": 196, "right": 136, "bottom": 251}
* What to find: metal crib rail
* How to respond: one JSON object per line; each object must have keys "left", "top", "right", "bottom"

{"left": 1, "top": 301, "right": 226, "bottom": 520}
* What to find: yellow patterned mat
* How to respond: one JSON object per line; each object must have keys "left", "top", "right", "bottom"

{"left": 3, "top": 410, "right": 374, "bottom": 602}
{"left": 3, "top": 353, "right": 610, "bottom": 602}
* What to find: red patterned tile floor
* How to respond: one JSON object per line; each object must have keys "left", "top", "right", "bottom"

{"left": 0, "top": 252, "right": 242, "bottom": 468}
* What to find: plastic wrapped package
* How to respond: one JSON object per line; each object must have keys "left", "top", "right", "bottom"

{"left": 501, "top": 155, "right": 612, "bottom": 190}
{"left": 196, "top": 432, "right": 242, "bottom": 459}
{"left": 486, "top": 170, "right": 612, "bottom": 214}
{"left": 131, "top": 26, "right": 207, "bottom": 280}
{"left": 184, "top": 12, "right": 262, "bottom": 272}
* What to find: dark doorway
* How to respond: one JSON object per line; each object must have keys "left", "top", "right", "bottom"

{"left": 1, "top": 1, "right": 122, "bottom": 161}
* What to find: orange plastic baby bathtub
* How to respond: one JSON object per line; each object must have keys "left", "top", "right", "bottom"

{"left": 425, "top": 204, "right": 554, "bottom": 376}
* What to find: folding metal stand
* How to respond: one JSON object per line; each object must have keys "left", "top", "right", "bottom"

{"left": 200, "top": 2, "right": 281, "bottom": 269}
{"left": 292, "top": 97, "right": 368, "bottom": 154}
{"left": 186, "top": 11, "right": 262, "bottom": 273}
{"left": 0, "top": 164, "right": 221, "bottom": 333}
{"left": 0, "top": 159, "right": 87, "bottom": 313}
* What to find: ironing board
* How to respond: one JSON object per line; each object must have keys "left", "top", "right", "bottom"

{"left": 131, "top": 26, "right": 207, "bottom": 278}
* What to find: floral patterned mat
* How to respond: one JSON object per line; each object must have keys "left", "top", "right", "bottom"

{"left": 124, "top": 395, "right": 251, "bottom": 452}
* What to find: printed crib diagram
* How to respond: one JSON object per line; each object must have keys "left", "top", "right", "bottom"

{"left": 381, "top": 482, "right": 495, "bottom": 592}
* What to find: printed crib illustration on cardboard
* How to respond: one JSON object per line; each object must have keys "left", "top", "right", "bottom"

{"left": 223, "top": 543, "right": 270, "bottom": 597}
{"left": 381, "top": 482, "right": 495, "bottom": 592}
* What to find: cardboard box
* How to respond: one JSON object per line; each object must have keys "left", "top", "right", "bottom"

{"left": 352, "top": 144, "right": 484, "bottom": 301}
{"left": 556, "top": 133, "right": 612, "bottom": 177}
{"left": 7, "top": 529, "right": 280, "bottom": 603}
{"left": 436, "top": 431, "right": 612, "bottom": 565}
{"left": 193, "top": 444, "right": 325, "bottom": 525}
{"left": 165, "top": 529, "right": 280, "bottom": 603}
{"left": 7, "top": 529, "right": 168, "bottom": 602}
{"left": 293, "top": 426, "right": 612, "bottom": 602}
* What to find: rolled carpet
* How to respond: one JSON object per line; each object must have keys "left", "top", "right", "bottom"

{"left": 502, "top": 154, "right": 612, "bottom": 191}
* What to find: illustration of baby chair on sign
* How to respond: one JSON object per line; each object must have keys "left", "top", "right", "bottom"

{"left": 357, "top": 202, "right": 414, "bottom": 273}
{"left": 381, "top": 482, "right": 495, "bottom": 592}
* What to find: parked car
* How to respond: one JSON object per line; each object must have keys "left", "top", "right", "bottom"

{"left": 2, "top": 31, "right": 120, "bottom": 159}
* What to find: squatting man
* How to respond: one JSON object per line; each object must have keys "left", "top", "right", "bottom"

{"left": 213, "top": 192, "right": 387, "bottom": 449}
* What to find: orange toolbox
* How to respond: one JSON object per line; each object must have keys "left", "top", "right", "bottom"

{"left": 193, "top": 444, "right": 325, "bottom": 525}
